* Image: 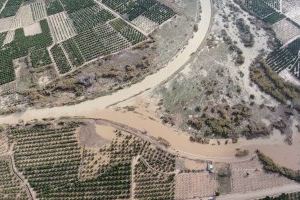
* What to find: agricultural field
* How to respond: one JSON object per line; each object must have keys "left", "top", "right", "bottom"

{"left": 0, "top": 0, "right": 7, "bottom": 10}
{"left": 266, "top": 37, "right": 300, "bottom": 80}
{"left": 69, "top": 5, "right": 114, "bottom": 33}
{"left": 272, "top": 18, "right": 300, "bottom": 44}
{"left": 0, "top": 0, "right": 192, "bottom": 112}
{"left": 45, "top": 0, "right": 64, "bottom": 16}
{"left": 110, "top": 18, "right": 146, "bottom": 45}
{"left": 0, "top": 19, "right": 52, "bottom": 84}
{"left": 240, "top": 0, "right": 285, "bottom": 24}
{"left": 0, "top": 0, "right": 167, "bottom": 86}
{"left": 60, "top": 0, "right": 95, "bottom": 13}
{"left": 73, "top": 22, "right": 134, "bottom": 61}
{"left": 0, "top": 119, "right": 177, "bottom": 199}
{"left": 29, "top": 47, "right": 52, "bottom": 68}
{"left": 0, "top": 158, "right": 29, "bottom": 199}
{"left": 62, "top": 38, "right": 84, "bottom": 67}
{"left": 282, "top": 0, "right": 300, "bottom": 25}
{"left": 0, "top": 17, "right": 14, "bottom": 33}
{"left": 101, "top": 0, "right": 175, "bottom": 23}
{"left": 0, "top": 0, "right": 23, "bottom": 18}
{"left": 101, "top": 0, "right": 175, "bottom": 33}
{"left": 30, "top": 1, "right": 47, "bottom": 21}
{"left": 47, "top": 11, "right": 77, "bottom": 43}
{"left": 50, "top": 44, "right": 72, "bottom": 73}
{"left": 131, "top": 15, "right": 159, "bottom": 34}
{"left": 175, "top": 172, "right": 218, "bottom": 199}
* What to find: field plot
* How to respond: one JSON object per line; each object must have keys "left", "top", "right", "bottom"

{"left": 175, "top": 172, "right": 218, "bottom": 199}
{"left": 73, "top": 28, "right": 105, "bottom": 61}
{"left": 45, "top": 0, "right": 64, "bottom": 16}
{"left": 30, "top": 47, "right": 52, "bottom": 68}
{"left": 0, "top": 16, "right": 14, "bottom": 33}
{"left": 0, "top": 0, "right": 7, "bottom": 10}
{"left": 4, "top": 119, "right": 176, "bottom": 199}
{"left": 110, "top": 18, "right": 146, "bottom": 45}
{"left": 94, "top": 23, "right": 131, "bottom": 54}
{"left": 131, "top": 15, "right": 158, "bottom": 34}
{"left": 0, "top": 51, "right": 14, "bottom": 85}
{"left": 244, "top": 0, "right": 284, "bottom": 24}
{"left": 0, "top": 0, "right": 23, "bottom": 18}
{"left": 142, "top": 3, "right": 175, "bottom": 24}
{"left": 0, "top": 19, "right": 52, "bottom": 85}
{"left": 0, "top": 32, "right": 6, "bottom": 46}
{"left": 17, "top": 5, "right": 34, "bottom": 27}
{"left": 60, "top": 0, "right": 95, "bottom": 13}
{"left": 0, "top": 133, "right": 8, "bottom": 155}
{"left": 23, "top": 22, "right": 42, "bottom": 36}
{"left": 62, "top": 38, "right": 84, "bottom": 67}
{"left": 263, "top": 0, "right": 281, "bottom": 12}
{"left": 272, "top": 19, "right": 300, "bottom": 44}
{"left": 5, "top": 4, "right": 35, "bottom": 31}
{"left": 48, "top": 11, "right": 77, "bottom": 43}
{"left": 0, "top": 159, "right": 29, "bottom": 199}
{"left": 101, "top": 0, "right": 175, "bottom": 24}
{"left": 73, "top": 22, "right": 131, "bottom": 61}
{"left": 3, "top": 30, "right": 14, "bottom": 45}
{"left": 9, "top": 15, "right": 21, "bottom": 30}
{"left": 134, "top": 158, "right": 175, "bottom": 200}
{"left": 282, "top": 0, "right": 300, "bottom": 14}
{"left": 267, "top": 37, "right": 300, "bottom": 80}
{"left": 30, "top": 1, "right": 47, "bottom": 21}
{"left": 230, "top": 158, "right": 295, "bottom": 193}
{"left": 50, "top": 44, "right": 72, "bottom": 73}
{"left": 266, "top": 48, "right": 298, "bottom": 73}
{"left": 69, "top": 5, "right": 115, "bottom": 33}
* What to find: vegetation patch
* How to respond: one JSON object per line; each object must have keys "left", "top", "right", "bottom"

{"left": 69, "top": 5, "right": 115, "bottom": 33}
{"left": 60, "top": 0, "right": 95, "bottom": 13}
{"left": 257, "top": 151, "right": 300, "bottom": 183}
{"left": 0, "top": 19, "right": 53, "bottom": 85}
{"left": 46, "top": 0, "right": 64, "bottom": 16}
{"left": 3, "top": 119, "right": 176, "bottom": 199}
{"left": 50, "top": 44, "right": 72, "bottom": 74}
{"left": 0, "top": 159, "right": 29, "bottom": 199}
{"left": 62, "top": 38, "right": 84, "bottom": 67}
{"left": 110, "top": 18, "right": 146, "bottom": 45}
{"left": 30, "top": 47, "right": 52, "bottom": 68}
{"left": 235, "top": 18, "right": 254, "bottom": 47}
{"left": 0, "top": 0, "right": 23, "bottom": 18}
{"left": 235, "top": 0, "right": 285, "bottom": 24}
{"left": 187, "top": 103, "right": 269, "bottom": 139}
{"left": 250, "top": 60, "right": 300, "bottom": 110}
{"left": 260, "top": 192, "right": 300, "bottom": 200}
{"left": 134, "top": 158, "right": 175, "bottom": 199}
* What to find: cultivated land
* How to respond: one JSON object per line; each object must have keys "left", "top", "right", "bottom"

{"left": 0, "top": 0, "right": 300, "bottom": 199}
